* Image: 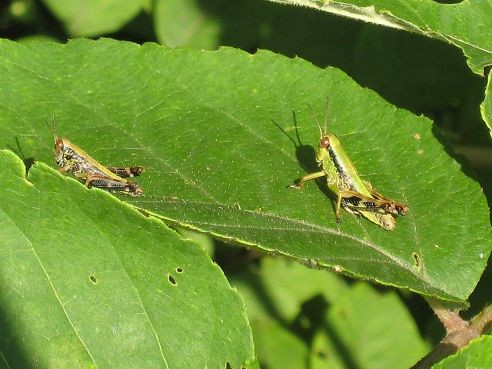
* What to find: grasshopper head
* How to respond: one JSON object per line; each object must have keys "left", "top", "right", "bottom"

{"left": 54, "top": 138, "right": 64, "bottom": 152}
{"left": 54, "top": 138, "right": 67, "bottom": 167}
{"left": 319, "top": 135, "right": 330, "bottom": 149}
{"left": 311, "top": 99, "right": 336, "bottom": 163}
{"left": 47, "top": 115, "right": 66, "bottom": 166}
{"left": 315, "top": 134, "right": 331, "bottom": 163}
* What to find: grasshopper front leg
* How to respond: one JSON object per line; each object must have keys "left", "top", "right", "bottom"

{"left": 289, "top": 171, "right": 326, "bottom": 190}
{"left": 290, "top": 172, "right": 351, "bottom": 223}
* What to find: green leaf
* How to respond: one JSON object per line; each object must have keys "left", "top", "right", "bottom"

{"left": 231, "top": 258, "right": 338, "bottom": 369}
{"left": 268, "top": 0, "right": 492, "bottom": 75}
{"left": 311, "top": 282, "right": 429, "bottom": 369}
{"left": 233, "top": 258, "right": 428, "bottom": 369}
{"left": 152, "top": 0, "right": 265, "bottom": 50}
{"left": 153, "top": 0, "right": 221, "bottom": 48}
{"left": 431, "top": 335, "right": 492, "bottom": 369}
{"left": 251, "top": 319, "right": 309, "bottom": 369}
{"left": 232, "top": 258, "right": 348, "bottom": 323}
{"left": 41, "top": 0, "right": 146, "bottom": 36}
{"left": 243, "top": 258, "right": 347, "bottom": 321}
{"left": 0, "top": 150, "right": 255, "bottom": 369}
{"left": 0, "top": 38, "right": 489, "bottom": 304}
{"left": 482, "top": 73, "right": 492, "bottom": 136}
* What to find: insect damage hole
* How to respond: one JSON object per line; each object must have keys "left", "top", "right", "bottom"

{"left": 176, "top": 267, "right": 183, "bottom": 273}
{"left": 168, "top": 274, "right": 177, "bottom": 286}
{"left": 412, "top": 252, "right": 421, "bottom": 268}
{"left": 89, "top": 275, "right": 97, "bottom": 284}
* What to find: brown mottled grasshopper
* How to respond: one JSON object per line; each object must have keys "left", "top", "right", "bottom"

{"left": 289, "top": 102, "right": 408, "bottom": 230}
{"left": 49, "top": 119, "right": 143, "bottom": 196}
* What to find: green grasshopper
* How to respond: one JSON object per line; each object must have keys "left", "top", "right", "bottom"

{"left": 49, "top": 119, "right": 144, "bottom": 196}
{"left": 289, "top": 103, "right": 408, "bottom": 230}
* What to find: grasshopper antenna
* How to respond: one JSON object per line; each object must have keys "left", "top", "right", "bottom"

{"left": 323, "top": 97, "right": 329, "bottom": 135}
{"left": 45, "top": 113, "right": 58, "bottom": 144}
{"left": 307, "top": 103, "right": 324, "bottom": 137}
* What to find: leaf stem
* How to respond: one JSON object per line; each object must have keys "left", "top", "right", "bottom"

{"left": 411, "top": 301, "right": 492, "bottom": 369}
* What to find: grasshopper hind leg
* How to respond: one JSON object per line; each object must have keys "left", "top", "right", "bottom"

{"left": 85, "top": 174, "right": 143, "bottom": 197}
{"left": 105, "top": 166, "right": 144, "bottom": 178}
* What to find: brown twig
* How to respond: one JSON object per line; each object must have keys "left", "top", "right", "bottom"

{"left": 412, "top": 302, "right": 492, "bottom": 369}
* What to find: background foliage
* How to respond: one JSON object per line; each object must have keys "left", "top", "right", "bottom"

{"left": 0, "top": 1, "right": 491, "bottom": 369}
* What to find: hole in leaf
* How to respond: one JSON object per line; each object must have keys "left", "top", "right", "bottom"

{"left": 225, "top": 362, "right": 232, "bottom": 369}
{"left": 89, "top": 275, "right": 97, "bottom": 284}
{"left": 168, "top": 275, "right": 177, "bottom": 286}
{"left": 412, "top": 252, "right": 420, "bottom": 267}
{"left": 176, "top": 267, "right": 183, "bottom": 273}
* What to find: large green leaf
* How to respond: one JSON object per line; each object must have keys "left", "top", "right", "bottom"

{"left": 153, "top": 0, "right": 221, "bottom": 49}
{"left": 152, "top": 0, "right": 265, "bottom": 50}
{"left": 269, "top": 0, "right": 492, "bottom": 75}
{"left": 0, "top": 150, "right": 255, "bottom": 369}
{"left": 153, "top": 0, "right": 490, "bottom": 139}
{"left": 232, "top": 258, "right": 428, "bottom": 369}
{"left": 231, "top": 257, "right": 348, "bottom": 324}
{"left": 0, "top": 38, "right": 489, "bottom": 304}
{"left": 312, "top": 282, "right": 428, "bottom": 369}
{"left": 41, "top": 0, "right": 146, "bottom": 36}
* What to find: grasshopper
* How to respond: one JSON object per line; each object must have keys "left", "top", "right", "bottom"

{"left": 289, "top": 103, "right": 408, "bottom": 230}
{"left": 48, "top": 118, "right": 144, "bottom": 196}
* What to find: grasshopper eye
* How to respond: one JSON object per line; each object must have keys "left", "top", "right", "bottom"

{"left": 55, "top": 139, "right": 64, "bottom": 152}
{"left": 319, "top": 136, "right": 330, "bottom": 149}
